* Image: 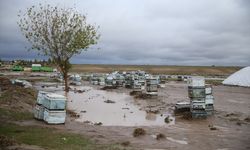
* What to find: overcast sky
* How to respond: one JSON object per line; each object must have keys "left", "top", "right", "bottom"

{"left": 0, "top": 0, "right": 249, "bottom": 66}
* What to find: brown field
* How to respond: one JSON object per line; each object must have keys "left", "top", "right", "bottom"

{"left": 71, "top": 64, "right": 241, "bottom": 76}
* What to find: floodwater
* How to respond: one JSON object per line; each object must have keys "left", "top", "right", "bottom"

{"left": 60, "top": 86, "right": 174, "bottom": 126}
{"left": 34, "top": 83, "right": 174, "bottom": 126}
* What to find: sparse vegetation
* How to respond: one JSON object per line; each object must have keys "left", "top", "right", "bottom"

{"left": 205, "top": 80, "right": 222, "bottom": 86}
{"left": 165, "top": 116, "right": 170, "bottom": 123}
{"left": 71, "top": 64, "right": 241, "bottom": 76}
{"left": 0, "top": 108, "right": 33, "bottom": 121}
{"left": 0, "top": 123, "right": 124, "bottom": 150}
{"left": 133, "top": 128, "right": 146, "bottom": 137}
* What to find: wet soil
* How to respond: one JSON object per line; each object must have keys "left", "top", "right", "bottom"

{"left": 2, "top": 73, "right": 250, "bottom": 150}
{"left": 28, "top": 81, "right": 250, "bottom": 150}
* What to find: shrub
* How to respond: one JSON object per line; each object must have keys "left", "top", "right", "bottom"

{"left": 133, "top": 128, "right": 146, "bottom": 137}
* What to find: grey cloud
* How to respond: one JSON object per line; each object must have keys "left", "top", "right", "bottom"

{"left": 0, "top": 0, "right": 250, "bottom": 66}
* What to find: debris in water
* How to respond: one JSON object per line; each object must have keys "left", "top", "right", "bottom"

{"left": 80, "top": 110, "right": 87, "bottom": 113}
{"left": 122, "top": 107, "right": 129, "bottom": 110}
{"left": 83, "top": 121, "right": 91, "bottom": 124}
{"left": 146, "top": 109, "right": 159, "bottom": 114}
{"left": 156, "top": 133, "right": 166, "bottom": 140}
{"left": 165, "top": 116, "right": 171, "bottom": 123}
{"left": 94, "top": 122, "right": 103, "bottom": 126}
{"left": 100, "top": 86, "right": 117, "bottom": 90}
{"left": 244, "top": 117, "right": 250, "bottom": 122}
{"left": 208, "top": 124, "right": 217, "bottom": 130}
{"left": 104, "top": 99, "right": 116, "bottom": 103}
{"left": 67, "top": 110, "right": 80, "bottom": 118}
{"left": 120, "top": 141, "right": 130, "bottom": 147}
{"left": 130, "top": 90, "right": 142, "bottom": 96}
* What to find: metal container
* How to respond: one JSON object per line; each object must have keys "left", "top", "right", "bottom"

{"left": 37, "top": 91, "right": 49, "bottom": 105}
{"left": 188, "top": 87, "right": 205, "bottom": 98}
{"left": 33, "top": 104, "right": 45, "bottom": 120}
{"left": 43, "top": 93, "right": 66, "bottom": 110}
{"left": 43, "top": 108, "right": 66, "bottom": 124}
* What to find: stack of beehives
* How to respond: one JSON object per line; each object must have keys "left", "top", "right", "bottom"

{"left": 205, "top": 84, "right": 214, "bottom": 115}
{"left": 188, "top": 77, "right": 214, "bottom": 118}
{"left": 146, "top": 77, "right": 158, "bottom": 96}
{"left": 34, "top": 91, "right": 66, "bottom": 124}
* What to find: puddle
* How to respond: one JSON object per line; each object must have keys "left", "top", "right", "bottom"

{"left": 34, "top": 83, "right": 175, "bottom": 126}
{"left": 63, "top": 86, "right": 174, "bottom": 126}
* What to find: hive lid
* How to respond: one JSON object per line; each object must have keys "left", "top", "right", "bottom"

{"left": 45, "top": 93, "right": 66, "bottom": 100}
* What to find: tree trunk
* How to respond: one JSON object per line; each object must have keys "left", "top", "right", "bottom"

{"left": 63, "top": 71, "right": 69, "bottom": 92}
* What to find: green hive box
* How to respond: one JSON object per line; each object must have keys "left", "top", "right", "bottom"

{"left": 32, "top": 66, "right": 41, "bottom": 72}
{"left": 12, "top": 65, "right": 24, "bottom": 71}
{"left": 41, "top": 67, "right": 53, "bottom": 72}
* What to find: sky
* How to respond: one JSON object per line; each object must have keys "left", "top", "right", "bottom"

{"left": 0, "top": 0, "right": 249, "bottom": 66}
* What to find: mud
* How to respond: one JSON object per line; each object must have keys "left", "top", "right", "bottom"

{"left": 4, "top": 75, "right": 250, "bottom": 150}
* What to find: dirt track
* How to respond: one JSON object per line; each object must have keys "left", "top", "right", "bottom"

{"left": 19, "top": 81, "right": 250, "bottom": 150}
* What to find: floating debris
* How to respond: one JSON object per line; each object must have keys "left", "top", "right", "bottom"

{"left": 156, "top": 133, "right": 166, "bottom": 140}
{"left": 94, "top": 122, "right": 103, "bottom": 126}
{"left": 104, "top": 99, "right": 116, "bottom": 103}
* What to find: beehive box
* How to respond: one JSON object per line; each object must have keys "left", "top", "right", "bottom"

{"left": 205, "top": 85, "right": 212, "bottom": 95}
{"left": 188, "top": 76, "right": 205, "bottom": 87}
{"left": 43, "top": 108, "right": 66, "bottom": 124}
{"left": 33, "top": 104, "right": 45, "bottom": 120}
{"left": 43, "top": 93, "right": 66, "bottom": 110}
{"left": 146, "top": 85, "right": 158, "bottom": 92}
{"left": 205, "top": 95, "right": 214, "bottom": 105}
{"left": 37, "top": 91, "right": 49, "bottom": 105}
{"left": 188, "top": 87, "right": 205, "bottom": 98}
{"left": 191, "top": 101, "right": 206, "bottom": 110}
{"left": 191, "top": 110, "right": 207, "bottom": 118}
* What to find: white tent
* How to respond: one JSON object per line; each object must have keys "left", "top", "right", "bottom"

{"left": 222, "top": 66, "right": 250, "bottom": 87}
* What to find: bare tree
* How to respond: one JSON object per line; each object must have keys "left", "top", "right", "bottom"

{"left": 18, "top": 4, "right": 100, "bottom": 91}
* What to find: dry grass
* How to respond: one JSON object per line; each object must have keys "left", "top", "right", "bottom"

{"left": 70, "top": 64, "right": 241, "bottom": 76}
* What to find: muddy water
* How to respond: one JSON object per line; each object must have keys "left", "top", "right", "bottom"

{"left": 58, "top": 86, "right": 174, "bottom": 126}
{"left": 34, "top": 82, "right": 174, "bottom": 126}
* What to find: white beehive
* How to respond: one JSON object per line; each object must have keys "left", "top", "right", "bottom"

{"left": 37, "top": 91, "right": 49, "bottom": 105}
{"left": 43, "top": 93, "right": 66, "bottom": 110}
{"left": 188, "top": 76, "right": 205, "bottom": 87}
{"left": 43, "top": 108, "right": 66, "bottom": 124}
{"left": 33, "top": 104, "right": 45, "bottom": 120}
